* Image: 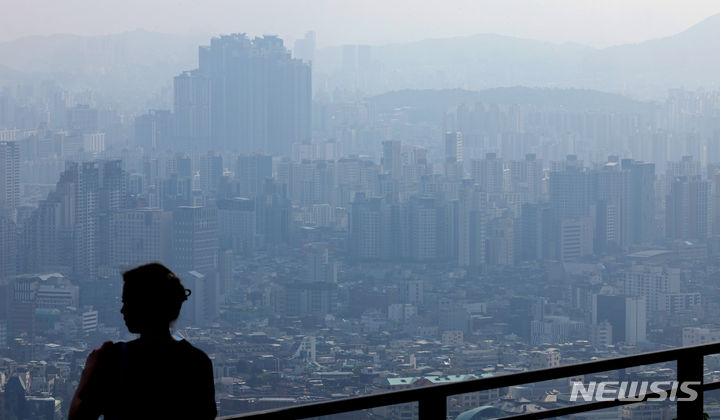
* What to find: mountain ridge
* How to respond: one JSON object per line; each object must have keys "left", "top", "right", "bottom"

{"left": 2, "top": 14, "right": 720, "bottom": 109}
{"left": 368, "top": 87, "right": 656, "bottom": 122}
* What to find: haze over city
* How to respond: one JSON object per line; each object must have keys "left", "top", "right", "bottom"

{"left": 5, "top": 3, "right": 720, "bottom": 420}
{"left": 2, "top": 0, "right": 720, "bottom": 47}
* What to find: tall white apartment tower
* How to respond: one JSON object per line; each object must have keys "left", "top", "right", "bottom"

{"left": 0, "top": 141, "right": 20, "bottom": 211}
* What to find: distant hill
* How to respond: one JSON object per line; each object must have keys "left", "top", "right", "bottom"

{"left": 2, "top": 14, "right": 720, "bottom": 111}
{"left": 316, "top": 13, "right": 720, "bottom": 100}
{"left": 316, "top": 34, "right": 590, "bottom": 91}
{"left": 369, "top": 87, "right": 655, "bottom": 122}
{"left": 579, "top": 13, "right": 720, "bottom": 95}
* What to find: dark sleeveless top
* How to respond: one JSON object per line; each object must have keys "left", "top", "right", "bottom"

{"left": 79, "top": 339, "right": 216, "bottom": 419}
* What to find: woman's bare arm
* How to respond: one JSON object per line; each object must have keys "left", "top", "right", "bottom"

{"left": 68, "top": 341, "right": 112, "bottom": 420}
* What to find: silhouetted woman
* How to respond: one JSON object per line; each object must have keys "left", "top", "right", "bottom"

{"left": 69, "top": 263, "right": 217, "bottom": 419}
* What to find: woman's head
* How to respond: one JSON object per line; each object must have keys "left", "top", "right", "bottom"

{"left": 121, "top": 263, "right": 190, "bottom": 334}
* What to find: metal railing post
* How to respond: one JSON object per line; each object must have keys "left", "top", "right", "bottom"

{"left": 677, "top": 350, "right": 704, "bottom": 418}
{"left": 418, "top": 395, "right": 447, "bottom": 420}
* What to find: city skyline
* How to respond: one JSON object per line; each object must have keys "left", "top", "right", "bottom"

{"left": 6, "top": 8, "right": 720, "bottom": 420}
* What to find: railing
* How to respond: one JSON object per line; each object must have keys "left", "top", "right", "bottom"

{"left": 220, "top": 342, "right": 720, "bottom": 420}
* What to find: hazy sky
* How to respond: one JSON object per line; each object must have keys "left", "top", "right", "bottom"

{"left": 3, "top": 0, "right": 720, "bottom": 47}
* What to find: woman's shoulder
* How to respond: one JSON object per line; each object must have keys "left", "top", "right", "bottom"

{"left": 105, "top": 340, "right": 134, "bottom": 355}
{"left": 95, "top": 341, "right": 125, "bottom": 361}
{"left": 177, "top": 339, "right": 211, "bottom": 361}
{"left": 95, "top": 341, "right": 129, "bottom": 367}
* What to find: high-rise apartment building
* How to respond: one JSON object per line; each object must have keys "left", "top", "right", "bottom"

{"left": 306, "top": 242, "right": 338, "bottom": 284}
{"left": 349, "top": 194, "right": 385, "bottom": 260}
{"left": 111, "top": 208, "right": 171, "bottom": 268}
{"left": 444, "top": 132, "right": 463, "bottom": 181}
{"left": 587, "top": 158, "right": 655, "bottom": 252}
{"left": 382, "top": 140, "right": 402, "bottom": 180}
{"left": 519, "top": 203, "right": 556, "bottom": 261}
{"left": 458, "top": 181, "right": 486, "bottom": 267}
{"left": 549, "top": 163, "right": 589, "bottom": 220}
{"left": 622, "top": 159, "right": 656, "bottom": 244}
{"left": 293, "top": 31, "right": 316, "bottom": 63}
{"left": 592, "top": 160, "right": 623, "bottom": 252}
{"left": 172, "top": 206, "right": 219, "bottom": 276}
{"left": 510, "top": 154, "right": 543, "bottom": 204}
{"left": 34, "top": 160, "right": 128, "bottom": 280}
{"left": 166, "top": 153, "right": 193, "bottom": 178}
{"left": 235, "top": 155, "right": 272, "bottom": 198}
{"left": 96, "top": 160, "right": 127, "bottom": 268}
{"left": 713, "top": 171, "right": 720, "bottom": 236}
{"left": 198, "top": 151, "right": 223, "bottom": 194}
{"left": 0, "top": 141, "right": 20, "bottom": 211}
{"left": 181, "top": 270, "right": 218, "bottom": 327}
{"left": 471, "top": 153, "right": 503, "bottom": 194}
{"left": 254, "top": 180, "right": 292, "bottom": 247}
{"left": 666, "top": 176, "right": 709, "bottom": 240}
{"left": 135, "top": 109, "right": 173, "bottom": 152}
{"left": 66, "top": 105, "right": 98, "bottom": 133}
{"left": 217, "top": 197, "right": 256, "bottom": 255}
{"left": 0, "top": 216, "right": 17, "bottom": 280}
{"left": 407, "top": 195, "right": 438, "bottom": 261}
{"left": 0, "top": 141, "right": 19, "bottom": 280}
{"left": 667, "top": 155, "right": 701, "bottom": 178}
{"left": 592, "top": 294, "right": 647, "bottom": 345}
{"left": 173, "top": 70, "right": 211, "bottom": 152}
{"left": 558, "top": 217, "right": 594, "bottom": 261}
{"left": 176, "top": 34, "right": 311, "bottom": 155}
{"left": 624, "top": 296, "right": 647, "bottom": 346}
{"left": 486, "top": 216, "right": 514, "bottom": 265}
{"left": 622, "top": 264, "right": 681, "bottom": 316}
